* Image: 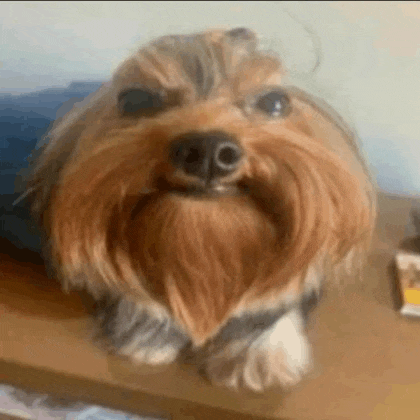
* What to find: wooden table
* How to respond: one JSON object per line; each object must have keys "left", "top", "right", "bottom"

{"left": 1, "top": 193, "right": 420, "bottom": 420}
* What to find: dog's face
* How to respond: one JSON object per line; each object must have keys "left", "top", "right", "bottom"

{"left": 29, "top": 28, "right": 375, "bottom": 345}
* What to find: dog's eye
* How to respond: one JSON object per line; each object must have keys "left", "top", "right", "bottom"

{"left": 118, "top": 89, "right": 164, "bottom": 116}
{"left": 255, "top": 91, "right": 290, "bottom": 118}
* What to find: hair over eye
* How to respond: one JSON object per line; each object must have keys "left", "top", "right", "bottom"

{"left": 118, "top": 89, "right": 164, "bottom": 117}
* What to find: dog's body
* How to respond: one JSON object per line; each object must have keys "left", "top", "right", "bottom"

{"left": 25, "top": 28, "right": 375, "bottom": 392}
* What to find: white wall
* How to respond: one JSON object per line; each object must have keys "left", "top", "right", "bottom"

{"left": 1, "top": 1, "right": 419, "bottom": 196}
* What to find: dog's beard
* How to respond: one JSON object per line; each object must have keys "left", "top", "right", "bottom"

{"left": 49, "top": 127, "right": 372, "bottom": 343}
{"left": 126, "top": 191, "right": 284, "bottom": 342}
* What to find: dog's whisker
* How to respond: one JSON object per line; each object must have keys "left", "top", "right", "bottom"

{"left": 12, "top": 187, "right": 37, "bottom": 206}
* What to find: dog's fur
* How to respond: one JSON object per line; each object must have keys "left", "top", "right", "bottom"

{"left": 25, "top": 28, "right": 376, "bottom": 392}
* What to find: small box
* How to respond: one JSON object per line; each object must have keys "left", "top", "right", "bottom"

{"left": 395, "top": 251, "right": 420, "bottom": 317}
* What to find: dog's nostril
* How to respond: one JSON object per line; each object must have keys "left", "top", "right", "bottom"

{"left": 185, "top": 147, "right": 203, "bottom": 164}
{"left": 216, "top": 144, "right": 241, "bottom": 168}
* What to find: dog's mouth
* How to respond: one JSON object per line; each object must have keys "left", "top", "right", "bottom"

{"left": 153, "top": 177, "right": 247, "bottom": 198}
{"left": 129, "top": 177, "right": 251, "bottom": 220}
{"left": 168, "top": 183, "right": 243, "bottom": 198}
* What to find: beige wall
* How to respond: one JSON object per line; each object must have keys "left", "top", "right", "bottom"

{"left": 1, "top": 1, "right": 419, "bottom": 195}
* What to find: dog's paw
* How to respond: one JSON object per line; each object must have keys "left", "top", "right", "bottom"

{"left": 121, "top": 343, "right": 181, "bottom": 365}
{"left": 98, "top": 298, "right": 190, "bottom": 365}
{"left": 205, "top": 308, "right": 312, "bottom": 392}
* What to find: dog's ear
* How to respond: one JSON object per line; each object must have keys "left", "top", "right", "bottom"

{"left": 286, "top": 87, "right": 371, "bottom": 176}
{"left": 25, "top": 84, "right": 111, "bottom": 220}
{"left": 285, "top": 86, "right": 377, "bottom": 266}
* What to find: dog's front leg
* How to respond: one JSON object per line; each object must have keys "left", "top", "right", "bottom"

{"left": 97, "top": 298, "right": 190, "bottom": 365}
{"left": 201, "top": 306, "right": 313, "bottom": 392}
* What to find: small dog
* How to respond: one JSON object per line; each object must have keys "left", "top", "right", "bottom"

{"left": 25, "top": 28, "right": 376, "bottom": 392}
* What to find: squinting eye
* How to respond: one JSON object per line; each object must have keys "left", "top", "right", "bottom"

{"left": 255, "top": 91, "right": 290, "bottom": 118}
{"left": 118, "top": 89, "right": 164, "bottom": 117}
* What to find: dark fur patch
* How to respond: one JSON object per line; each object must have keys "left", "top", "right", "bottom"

{"left": 217, "top": 309, "right": 288, "bottom": 342}
{"left": 97, "top": 298, "right": 190, "bottom": 353}
{"left": 180, "top": 306, "right": 291, "bottom": 367}
{"left": 300, "top": 289, "right": 322, "bottom": 324}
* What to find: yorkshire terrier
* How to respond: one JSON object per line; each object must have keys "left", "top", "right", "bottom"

{"left": 25, "top": 28, "right": 376, "bottom": 392}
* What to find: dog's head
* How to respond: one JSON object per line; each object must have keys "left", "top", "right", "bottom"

{"left": 28, "top": 28, "right": 375, "bottom": 344}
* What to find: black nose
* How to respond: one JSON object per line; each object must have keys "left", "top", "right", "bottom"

{"left": 170, "top": 131, "right": 242, "bottom": 183}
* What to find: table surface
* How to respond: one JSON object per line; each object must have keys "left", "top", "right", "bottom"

{"left": 1, "top": 193, "right": 420, "bottom": 420}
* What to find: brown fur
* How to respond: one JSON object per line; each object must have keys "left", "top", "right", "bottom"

{"left": 26, "top": 28, "right": 376, "bottom": 375}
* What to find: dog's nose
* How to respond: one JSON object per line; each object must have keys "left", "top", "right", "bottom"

{"left": 170, "top": 131, "right": 242, "bottom": 182}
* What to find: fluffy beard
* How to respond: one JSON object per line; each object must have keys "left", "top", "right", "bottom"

{"left": 128, "top": 191, "right": 283, "bottom": 343}
{"left": 45, "top": 121, "right": 372, "bottom": 344}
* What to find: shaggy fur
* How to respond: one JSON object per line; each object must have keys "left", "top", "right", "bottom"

{"left": 25, "top": 28, "right": 376, "bottom": 392}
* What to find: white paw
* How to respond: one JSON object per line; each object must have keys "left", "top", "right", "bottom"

{"left": 206, "top": 308, "right": 312, "bottom": 392}
{"left": 123, "top": 345, "right": 180, "bottom": 365}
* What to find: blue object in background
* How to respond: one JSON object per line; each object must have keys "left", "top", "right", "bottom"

{"left": 0, "top": 82, "right": 102, "bottom": 255}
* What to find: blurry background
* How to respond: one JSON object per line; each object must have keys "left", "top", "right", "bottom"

{"left": 1, "top": 1, "right": 419, "bottom": 196}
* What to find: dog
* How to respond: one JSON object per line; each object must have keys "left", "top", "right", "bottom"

{"left": 23, "top": 27, "right": 376, "bottom": 392}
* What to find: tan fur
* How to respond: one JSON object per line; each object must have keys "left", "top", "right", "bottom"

{"left": 26, "top": 28, "right": 376, "bottom": 384}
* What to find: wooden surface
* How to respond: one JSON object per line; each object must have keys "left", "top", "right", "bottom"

{"left": 1, "top": 193, "right": 420, "bottom": 420}
{"left": 0, "top": 415, "right": 26, "bottom": 420}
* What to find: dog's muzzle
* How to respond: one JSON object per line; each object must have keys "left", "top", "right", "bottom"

{"left": 169, "top": 131, "right": 243, "bottom": 188}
